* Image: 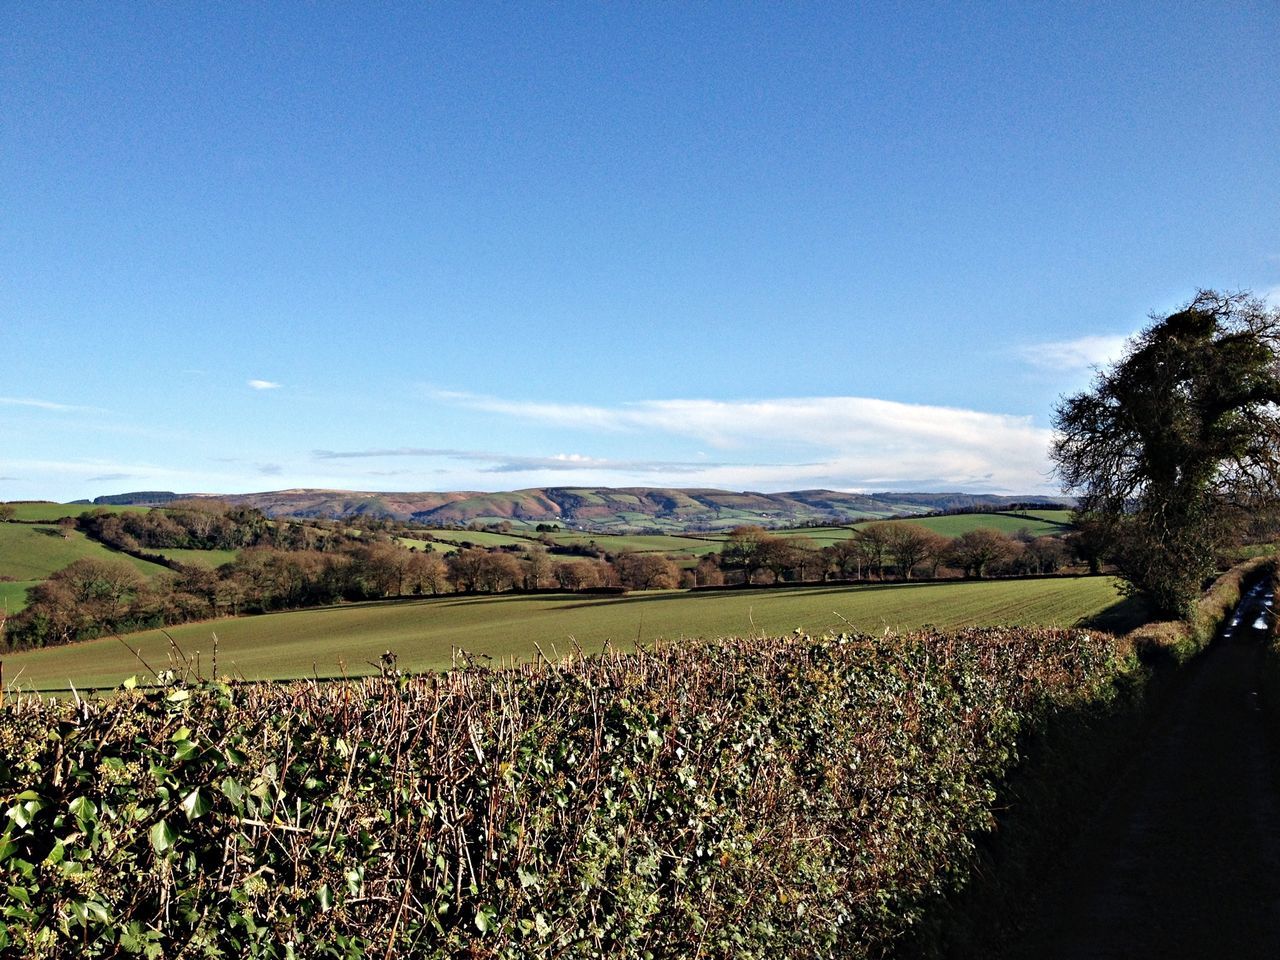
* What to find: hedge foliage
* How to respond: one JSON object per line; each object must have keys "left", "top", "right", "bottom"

{"left": 1125, "top": 555, "right": 1278, "bottom": 664}
{"left": 0, "top": 628, "right": 1128, "bottom": 958}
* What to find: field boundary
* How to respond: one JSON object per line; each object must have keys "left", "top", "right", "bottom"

{"left": 907, "top": 555, "right": 1278, "bottom": 955}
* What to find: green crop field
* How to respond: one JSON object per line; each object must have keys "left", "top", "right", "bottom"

{"left": 396, "top": 537, "right": 456, "bottom": 555}
{"left": 416, "top": 529, "right": 538, "bottom": 549}
{"left": 853, "top": 512, "right": 1072, "bottom": 539}
{"left": 1, "top": 576, "right": 1130, "bottom": 691}
{"left": 153, "top": 548, "right": 241, "bottom": 570}
{"left": 0, "top": 524, "right": 171, "bottom": 581}
{"left": 0, "top": 580, "right": 38, "bottom": 615}
{"left": 1012, "top": 509, "right": 1075, "bottom": 525}
{"left": 547, "top": 533, "right": 723, "bottom": 556}
{"left": 756, "top": 527, "right": 862, "bottom": 548}
{"left": 693, "top": 513, "right": 1074, "bottom": 548}
{"left": 460, "top": 516, "right": 543, "bottom": 531}
{"left": 3, "top": 503, "right": 144, "bottom": 521}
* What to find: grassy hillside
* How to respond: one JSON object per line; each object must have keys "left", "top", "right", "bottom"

{"left": 418, "top": 529, "right": 538, "bottom": 549}
{"left": 0, "top": 580, "right": 38, "bottom": 615}
{"left": 0, "top": 524, "right": 170, "bottom": 581}
{"left": 151, "top": 548, "right": 240, "bottom": 569}
{"left": 696, "top": 512, "right": 1074, "bottom": 548}
{"left": 2, "top": 576, "right": 1127, "bottom": 690}
{"left": 547, "top": 532, "right": 723, "bottom": 555}
{"left": 878, "top": 512, "right": 1071, "bottom": 539}
{"left": 4, "top": 503, "right": 144, "bottom": 521}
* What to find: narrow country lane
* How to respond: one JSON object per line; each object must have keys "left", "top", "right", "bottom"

{"left": 1004, "top": 580, "right": 1280, "bottom": 958}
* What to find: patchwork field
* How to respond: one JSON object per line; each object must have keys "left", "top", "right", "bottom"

{"left": 152, "top": 548, "right": 241, "bottom": 569}
{"left": 3, "top": 502, "right": 143, "bottom": 521}
{"left": 1, "top": 575, "right": 1131, "bottom": 691}
{"left": 546, "top": 532, "right": 723, "bottom": 555}
{"left": 684, "top": 511, "right": 1075, "bottom": 548}
{"left": 0, "top": 524, "right": 170, "bottom": 581}
{"left": 415, "top": 529, "right": 539, "bottom": 549}
{"left": 853, "top": 511, "right": 1072, "bottom": 539}
{"left": 0, "top": 580, "right": 38, "bottom": 615}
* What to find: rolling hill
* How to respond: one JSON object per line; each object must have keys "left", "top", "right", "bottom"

{"left": 89, "top": 487, "right": 1073, "bottom": 531}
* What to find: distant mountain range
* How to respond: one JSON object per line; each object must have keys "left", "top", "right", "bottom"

{"left": 87, "top": 487, "right": 1074, "bottom": 532}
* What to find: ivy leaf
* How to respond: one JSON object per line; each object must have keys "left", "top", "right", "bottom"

{"left": 149, "top": 819, "right": 177, "bottom": 854}
{"left": 181, "top": 788, "right": 213, "bottom": 821}
{"left": 68, "top": 796, "right": 97, "bottom": 826}
{"left": 220, "top": 777, "right": 245, "bottom": 806}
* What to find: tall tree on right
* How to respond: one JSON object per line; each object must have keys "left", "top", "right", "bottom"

{"left": 1051, "top": 290, "right": 1280, "bottom": 618}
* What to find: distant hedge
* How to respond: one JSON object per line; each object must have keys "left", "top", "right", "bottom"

{"left": 0, "top": 628, "right": 1128, "bottom": 958}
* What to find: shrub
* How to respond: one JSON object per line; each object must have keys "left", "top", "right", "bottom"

{"left": 0, "top": 628, "right": 1128, "bottom": 958}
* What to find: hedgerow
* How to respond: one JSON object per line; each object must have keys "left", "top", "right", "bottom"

{"left": 0, "top": 627, "right": 1128, "bottom": 958}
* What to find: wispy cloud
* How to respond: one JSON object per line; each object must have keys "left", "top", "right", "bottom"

{"left": 0, "top": 396, "right": 102, "bottom": 413}
{"left": 416, "top": 391, "right": 1058, "bottom": 492}
{"left": 1017, "top": 334, "right": 1131, "bottom": 371}
{"left": 1262, "top": 285, "right": 1280, "bottom": 310}
{"left": 85, "top": 472, "right": 135, "bottom": 483}
{"left": 314, "top": 447, "right": 463, "bottom": 459}
{"left": 478, "top": 453, "right": 713, "bottom": 474}
{"left": 258, "top": 463, "right": 283, "bottom": 476}
{"left": 314, "top": 447, "right": 739, "bottom": 474}
{"left": 248, "top": 379, "right": 282, "bottom": 391}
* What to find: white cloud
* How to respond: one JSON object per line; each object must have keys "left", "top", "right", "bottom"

{"left": 430, "top": 392, "right": 1057, "bottom": 492}
{"left": 1018, "top": 334, "right": 1131, "bottom": 371}
{"left": 314, "top": 446, "right": 742, "bottom": 474}
{"left": 248, "top": 379, "right": 282, "bottom": 391}
{"left": 1262, "top": 286, "right": 1280, "bottom": 310}
{"left": 0, "top": 396, "right": 101, "bottom": 413}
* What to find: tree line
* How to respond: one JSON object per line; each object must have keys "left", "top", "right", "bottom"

{"left": 712, "top": 522, "right": 1076, "bottom": 585}
{"left": 0, "top": 540, "right": 687, "bottom": 653}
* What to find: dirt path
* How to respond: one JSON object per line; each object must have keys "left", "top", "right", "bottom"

{"left": 1004, "top": 584, "right": 1280, "bottom": 958}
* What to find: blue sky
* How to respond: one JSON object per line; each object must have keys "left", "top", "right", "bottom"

{"left": 3, "top": 2, "right": 1278, "bottom": 501}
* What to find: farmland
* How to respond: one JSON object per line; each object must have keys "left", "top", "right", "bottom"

{"left": 863, "top": 511, "right": 1072, "bottom": 539}
{"left": 0, "top": 523, "right": 170, "bottom": 581}
{"left": 681, "top": 510, "right": 1075, "bottom": 548}
{"left": 0, "top": 580, "right": 37, "bottom": 615}
{"left": 546, "top": 532, "right": 724, "bottom": 556}
{"left": 416, "top": 529, "right": 538, "bottom": 549}
{"left": 1, "top": 575, "right": 1129, "bottom": 691}
{"left": 3, "top": 502, "right": 146, "bottom": 521}
{"left": 151, "top": 547, "right": 241, "bottom": 569}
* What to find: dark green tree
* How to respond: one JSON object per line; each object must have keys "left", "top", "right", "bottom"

{"left": 1052, "top": 290, "right": 1280, "bottom": 617}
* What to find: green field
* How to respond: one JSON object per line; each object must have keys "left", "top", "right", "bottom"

{"left": 1012, "top": 509, "right": 1074, "bottom": 525}
{"left": 417, "top": 529, "right": 538, "bottom": 549}
{"left": 690, "top": 512, "right": 1074, "bottom": 549}
{"left": 397, "top": 537, "right": 456, "bottom": 555}
{"left": 0, "top": 580, "right": 38, "bottom": 615}
{"left": 547, "top": 533, "right": 723, "bottom": 556}
{"left": 0, "top": 576, "right": 1130, "bottom": 691}
{"left": 153, "top": 548, "right": 240, "bottom": 569}
{"left": 0, "top": 524, "right": 171, "bottom": 581}
{"left": 853, "top": 512, "right": 1071, "bottom": 539}
{"left": 3, "top": 502, "right": 144, "bottom": 521}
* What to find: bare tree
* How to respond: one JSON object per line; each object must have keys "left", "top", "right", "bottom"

{"left": 948, "top": 529, "right": 1016, "bottom": 579}
{"left": 881, "top": 522, "right": 937, "bottom": 580}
